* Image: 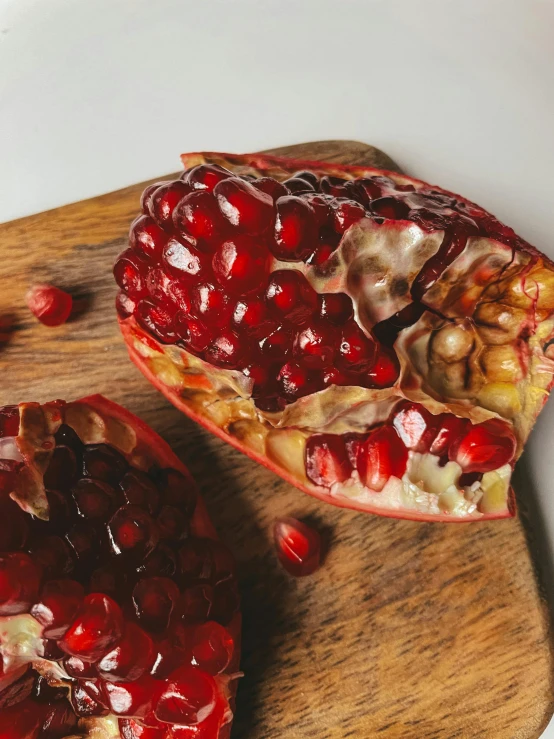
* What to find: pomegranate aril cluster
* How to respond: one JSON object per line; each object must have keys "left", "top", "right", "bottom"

{"left": 304, "top": 400, "right": 517, "bottom": 494}
{"left": 0, "top": 420, "right": 238, "bottom": 736}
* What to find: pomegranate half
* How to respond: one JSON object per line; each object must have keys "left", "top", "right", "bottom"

{"left": 114, "top": 151, "right": 554, "bottom": 523}
{"left": 0, "top": 395, "right": 240, "bottom": 739}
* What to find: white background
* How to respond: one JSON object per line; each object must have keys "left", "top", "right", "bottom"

{"left": 1, "top": 0, "right": 554, "bottom": 734}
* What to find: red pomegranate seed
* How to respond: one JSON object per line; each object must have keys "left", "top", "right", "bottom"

{"left": 339, "top": 320, "right": 376, "bottom": 369}
{"left": 191, "top": 283, "right": 232, "bottom": 330}
{"left": 293, "top": 319, "right": 338, "bottom": 368}
{"left": 184, "top": 164, "right": 233, "bottom": 192}
{"left": 429, "top": 414, "right": 469, "bottom": 456}
{"left": 44, "top": 444, "right": 78, "bottom": 490}
{"left": 114, "top": 250, "right": 150, "bottom": 299}
{"left": 450, "top": 420, "right": 516, "bottom": 473}
{"left": 0, "top": 700, "right": 44, "bottom": 737}
{"left": 154, "top": 666, "right": 216, "bottom": 725}
{"left": 272, "top": 196, "right": 317, "bottom": 261}
{"left": 265, "top": 270, "right": 318, "bottom": 324}
{"left": 31, "top": 579, "right": 84, "bottom": 639}
{"left": 72, "top": 479, "right": 119, "bottom": 520}
{"left": 204, "top": 331, "right": 243, "bottom": 369}
{"left": 64, "top": 522, "right": 98, "bottom": 566}
{"left": 0, "top": 495, "right": 28, "bottom": 550}
{"left": 320, "top": 175, "right": 348, "bottom": 196}
{"left": 70, "top": 680, "right": 109, "bottom": 717}
{"left": 333, "top": 199, "right": 366, "bottom": 233}
{"left": 60, "top": 593, "right": 124, "bottom": 661}
{"left": 82, "top": 443, "right": 128, "bottom": 485}
{"left": 130, "top": 215, "right": 169, "bottom": 259}
{"left": 120, "top": 719, "right": 165, "bottom": 739}
{"left": 0, "top": 405, "right": 19, "bottom": 437}
{"left": 391, "top": 401, "right": 435, "bottom": 452}
{"left": 317, "top": 293, "right": 353, "bottom": 325}
{"left": 258, "top": 324, "right": 293, "bottom": 360}
{"left": 136, "top": 300, "right": 177, "bottom": 344}
{"left": 120, "top": 470, "right": 161, "bottom": 515}
{"left": 292, "top": 170, "right": 319, "bottom": 188}
{"left": 175, "top": 315, "right": 213, "bottom": 354}
{"left": 283, "top": 177, "right": 316, "bottom": 194}
{"left": 26, "top": 284, "right": 73, "bottom": 327}
{"left": 305, "top": 434, "right": 353, "bottom": 487}
{"left": 214, "top": 177, "right": 274, "bottom": 234}
{"left": 178, "top": 539, "right": 216, "bottom": 583}
{"left": 40, "top": 701, "right": 79, "bottom": 737}
{"left": 116, "top": 292, "right": 137, "bottom": 319}
{"left": 277, "top": 361, "right": 316, "bottom": 401}
{"left": 363, "top": 345, "right": 400, "bottom": 388}
{"left": 252, "top": 177, "right": 288, "bottom": 201}
{"left": 98, "top": 622, "right": 155, "bottom": 682}
{"left": 191, "top": 622, "right": 233, "bottom": 675}
{"left": 141, "top": 182, "right": 166, "bottom": 215}
{"left": 273, "top": 517, "right": 321, "bottom": 577}
{"left": 302, "top": 194, "right": 334, "bottom": 228}
{"left": 321, "top": 365, "right": 354, "bottom": 388}
{"left": 212, "top": 235, "right": 269, "bottom": 294}
{"left": 156, "top": 467, "right": 196, "bottom": 515}
{"left": 370, "top": 197, "right": 410, "bottom": 220}
{"left": 180, "top": 585, "right": 214, "bottom": 624}
{"left": 149, "top": 181, "right": 192, "bottom": 229}
{"left": 163, "top": 239, "right": 206, "bottom": 280}
{"left": 306, "top": 241, "right": 336, "bottom": 266}
{"left": 0, "top": 552, "right": 41, "bottom": 615}
{"left": 108, "top": 505, "right": 160, "bottom": 560}
{"left": 28, "top": 535, "right": 74, "bottom": 578}
{"left": 146, "top": 266, "right": 191, "bottom": 314}
{"left": 357, "top": 177, "right": 385, "bottom": 200}
{"left": 133, "top": 577, "right": 181, "bottom": 633}
{"left": 172, "top": 190, "right": 227, "bottom": 243}
{"left": 64, "top": 655, "right": 98, "bottom": 678}
{"left": 103, "top": 676, "right": 158, "bottom": 718}
{"left": 357, "top": 426, "right": 408, "bottom": 491}
{"left": 232, "top": 294, "right": 270, "bottom": 335}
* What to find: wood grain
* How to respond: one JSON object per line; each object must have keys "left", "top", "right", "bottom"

{"left": 0, "top": 141, "right": 553, "bottom": 738}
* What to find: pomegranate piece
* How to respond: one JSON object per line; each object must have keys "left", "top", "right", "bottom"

{"left": 357, "top": 426, "right": 408, "bottom": 491}
{"left": 0, "top": 396, "right": 240, "bottom": 738}
{"left": 26, "top": 284, "right": 73, "bottom": 327}
{"left": 305, "top": 434, "right": 352, "bottom": 487}
{"left": 273, "top": 517, "right": 321, "bottom": 577}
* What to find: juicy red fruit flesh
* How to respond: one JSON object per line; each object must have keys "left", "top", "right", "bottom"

{"left": 26, "top": 284, "right": 73, "bottom": 327}
{"left": 274, "top": 517, "right": 322, "bottom": 577}
{"left": 0, "top": 408, "right": 239, "bottom": 738}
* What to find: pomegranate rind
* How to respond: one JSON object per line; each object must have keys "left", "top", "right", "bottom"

{"left": 117, "top": 151, "right": 554, "bottom": 523}
{"left": 1, "top": 395, "right": 240, "bottom": 739}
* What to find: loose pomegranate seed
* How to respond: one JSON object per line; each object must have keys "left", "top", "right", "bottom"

{"left": 212, "top": 235, "right": 269, "bottom": 294}
{"left": 133, "top": 577, "right": 181, "bottom": 633}
{"left": 214, "top": 176, "right": 274, "bottom": 234}
{"left": 114, "top": 250, "right": 149, "bottom": 298}
{"left": 252, "top": 177, "right": 288, "bottom": 201}
{"left": 98, "top": 622, "right": 155, "bottom": 682}
{"left": 391, "top": 401, "right": 435, "bottom": 452}
{"left": 232, "top": 294, "right": 271, "bottom": 335}
{"left": 26, "top": 284, "right": 73, "bottom": 327}
{"left": 191, "top": 622, "right": 233, "bottom": 675}
{"left": 184, "top": 164, "right": 233, "bottom": 192}
{"left": 191, "top": 283, "right": 232, "bottom": 330}
{"left": 305, "top": 434, "right": 352, "bottom": 487}
{"left": 273, "top": 517, "right": 321, "bottom": 577}
{"left": 333, "top": 199, "right": 366, "bottom": 233}
{"left": 60, "top": 593, "right": 124, "bottom": 661}
{"left": 357, "top": 425, "right": 408, "bottom": 491}
{"left": 108, "top": 505, "right": 160, "bottom": 560}
{"left": 154, "top": 666, "right": 216, "bottom": 725}
{"left": 317, "top": 293, "right": 353, "bottom": 324}
{"left": 130, "top": 215, "right": 169, "bottom": 259}
{"left": 450, "top": 420, "right": 516, "bottom": 473}
{"left": 149, "top": 181, "right": 192, "bottom": 229}
{"left": 293, "top": 319, "right": 338, "bottom": 368}
{"left": 82, "top": 443, "right": 128, "bottom": 485}
{"left": 370, "top": 197, "right": 410, "bottom": 220}
{"left": 265, "top": 270, "right": 318, "bottom": 324}
{"left": 272, "top": 196, "right": 317, "bottom": 261}
{"left": 0, "top": 553, "right": 41, "bottom": 615}
{"left": 277, "top": 361, "right": 316, "bottom": 401}
{"left": 0, "top": 405, "right": 19, "bottom": 437}
{"left": 163, "top": 239, "right": 206, "bottom": 280}
{"left": 429, "top": 414, "right": 469, "bottom": 456}
{"left": 70, "top": 680, "right": 109, "bottom": 717}
{"left": 31, "top": 579, "right": 84, "bottom": 639}
{"left": 363, "top": 345, "right": 400, "bottom": 388}
{"left": 175, "top": 315, "right": 213, "bottom": 355}
{"left": 137, "top": 301, "right": 177, "bottom": 344}
{"left": 339, "top": 319, "right": 376, "bottom": 369}
{"left": 172, "top": 191, "right": 227, "bottom": 243}
{"left": 283, "top": 177, "right": 316, "bottom": 194}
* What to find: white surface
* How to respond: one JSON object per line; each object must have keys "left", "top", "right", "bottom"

{"left": 1, "top": 0, "right": 554, "bottom": 733}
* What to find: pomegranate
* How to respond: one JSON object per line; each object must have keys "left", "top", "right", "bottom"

{"left": 26, "top": 284, "right": 73, "bottom": 327}
{"left": 0, "top": 396, "right": 240, "bottom": 738}
{"left": 114, "top": 151, "right": 554, "bottom": 522}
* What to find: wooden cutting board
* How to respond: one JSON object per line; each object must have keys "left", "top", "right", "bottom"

{"left": 0, "top": 141, "right": 553, "bottom": 738}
